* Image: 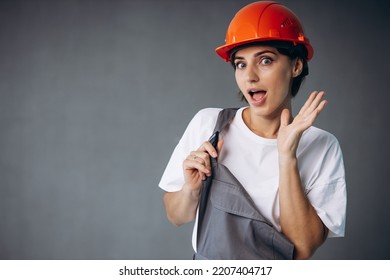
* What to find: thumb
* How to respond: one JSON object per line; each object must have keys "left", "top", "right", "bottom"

{"left": 217, "top": 139, "right": 224, "bottom": 155}
{"left": 280, "top": 108, "right": 291, "bottom": 127}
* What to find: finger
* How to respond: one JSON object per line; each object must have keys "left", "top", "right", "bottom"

{"left": 298, "top": 91, "right": 318, "bottom": 115}
{"left": 198, "top": 141, "right": 218, "bottom": 158}
{"left": 307, "top": 91, "right": 326, "bottom": 113}
{"left": 299, "top": 91, "right": 326, "bottom": 116}
{"left": 189, "top": 151, "right": 212, "bottom": 175}
{"left": 306, "top": 99, "right": 328, "bottom": 125}
{"left": 280, "top": 108, "right": 291, "bottom": 127}
{"left": 184, "top": 157, "right": 210, "bottom": 176}
{"left": 316, "top": 99, "right": 327, "bottom": 113}
{"left": 194, "top": 154, "right": 211, "bottom": 173}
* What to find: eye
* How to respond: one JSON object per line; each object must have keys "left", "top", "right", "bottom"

{"left": 234, "top": 61, "right": 246, "bottom": 69}
{"left": 260, "top": 57, "right": 273, "bottom": 65}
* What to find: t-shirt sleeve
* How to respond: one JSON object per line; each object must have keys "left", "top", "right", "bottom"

{"left": 308, "top": 178, "right": 346, "bottom": 238}
{"left": 158, "top": 108, "right": 221, "bottom": 192}
{"left": 303, "top": 132, "right": 347, "bottom": 238}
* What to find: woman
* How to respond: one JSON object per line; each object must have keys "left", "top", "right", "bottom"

{"left": 159, "top": 1, "right": 346, "bottom": 259}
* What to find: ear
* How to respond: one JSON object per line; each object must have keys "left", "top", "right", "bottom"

{"left": 292, "top": 58, "right": 303, "bottom": 78}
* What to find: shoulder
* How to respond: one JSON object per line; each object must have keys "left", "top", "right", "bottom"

{"left": 298, "top": 126, "right": 345, "bottom": 181}
{"left": 186, "top": 108, "right": 223, "bottom": 130}
{"left": 298, "top": 126, "right": 344, "bottom": 165}
{"left": 192, "top": 108, "right": 223, "bottom": 121}
{"left": 301, "top": 126, "right": 340, "bottom": 147}
{"left": 178, "top": 108, "right": 224, "bottom": 148}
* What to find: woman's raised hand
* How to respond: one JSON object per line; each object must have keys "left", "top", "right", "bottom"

{"left": 277, "top": 91, "right": 327, "bottom": 158}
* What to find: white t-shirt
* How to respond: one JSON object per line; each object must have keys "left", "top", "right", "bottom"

{"left": 159, "top": 107, "right": 346, "bottom": 251}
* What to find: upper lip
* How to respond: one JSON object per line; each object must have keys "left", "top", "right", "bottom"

{"left": 247, "top": 88, "right": 266, "bottom": 96}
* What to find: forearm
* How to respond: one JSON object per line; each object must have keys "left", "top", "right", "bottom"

{"left": 278, "top": 156, "right": 327, "bottom": 259}
{"left": 163, "top": 184, "right": 200, "bottom": 226}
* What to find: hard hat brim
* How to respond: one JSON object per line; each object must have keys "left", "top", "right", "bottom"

{"left": 216, "top": 38, "right": 314, "bottom": 62}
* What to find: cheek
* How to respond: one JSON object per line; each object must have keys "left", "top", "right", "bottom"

{"left": 235, "top": 72, "right": 245, "bottom": 90}
{"left": 272, "top": 68, "right": 293, "bottom": 90}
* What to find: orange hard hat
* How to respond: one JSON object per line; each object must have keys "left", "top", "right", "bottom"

{"left": 215, "top": 1, "right": 314, "bottom": 62}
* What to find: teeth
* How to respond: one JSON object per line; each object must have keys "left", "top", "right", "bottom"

{"left": 249, "top": 90, "right": 260, "bottom": 95}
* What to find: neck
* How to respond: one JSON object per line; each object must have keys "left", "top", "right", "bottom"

{"left": 243, "top": 102, "right": 292, "bottom": 139}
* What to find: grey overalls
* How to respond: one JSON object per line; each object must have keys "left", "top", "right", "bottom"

{"left": 194, "top": 108, "right": 294, "bottom": 260}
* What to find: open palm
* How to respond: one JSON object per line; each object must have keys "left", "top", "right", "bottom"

{"left": 277, "top": 91, "right": 327, "bottom": 157}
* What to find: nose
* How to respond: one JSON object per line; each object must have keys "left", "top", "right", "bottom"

{"left": 244, "top": 64, "right": 259, "bottom": 83}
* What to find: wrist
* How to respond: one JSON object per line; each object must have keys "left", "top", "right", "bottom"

{"left": 278, "top": 154, "right": 298, "bottom": 167}
{"left": 182, "top": 183, "right": 201, "bottom": 200}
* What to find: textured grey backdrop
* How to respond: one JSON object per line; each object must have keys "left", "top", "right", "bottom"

{"left": 0, "top": 0, "right": 389, "bottom": 259}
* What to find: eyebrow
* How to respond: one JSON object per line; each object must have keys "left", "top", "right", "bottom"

{"left": 233, "top": 50, "right": 277, "bottom": 61}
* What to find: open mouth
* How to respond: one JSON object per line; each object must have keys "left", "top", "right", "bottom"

{"left": 248, "top": 89, "right": 266, "bottom": 102}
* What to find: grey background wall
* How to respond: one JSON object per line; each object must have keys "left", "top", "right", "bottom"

{"left": 0, "top": 0, "right": 389, "bottom": 259}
